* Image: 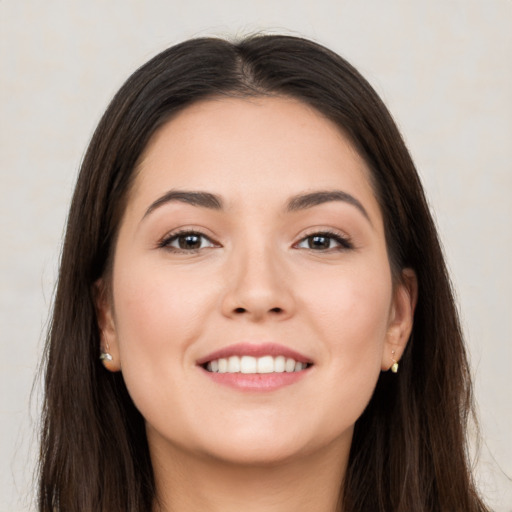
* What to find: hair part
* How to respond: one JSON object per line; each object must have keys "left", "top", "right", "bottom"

{"left": 38, "top": 34, "right": 488, "bottom": 511}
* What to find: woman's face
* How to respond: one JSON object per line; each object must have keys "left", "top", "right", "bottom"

{"left": 97, "top": 97, "right": 415, "bottom": 466}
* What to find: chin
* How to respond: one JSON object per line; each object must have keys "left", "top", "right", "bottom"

{"left": 189, "top": 419, "right": 351, "bottom": 468}
{"left": 200, "top": 438, "right": 311, "bottom": 467}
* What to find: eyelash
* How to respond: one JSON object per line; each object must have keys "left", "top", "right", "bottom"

{"left": 158, "top": 229, "right": 219, "bottom": 253}
{"left": 158, "top": 229, "right": 353, "bottom": 253}
{"left": 294, "top": 230, "right": 353, "bottom": 252}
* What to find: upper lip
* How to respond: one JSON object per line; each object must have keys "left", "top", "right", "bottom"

{"left": 196, "top": 343, "right": 313, "bottom": 366}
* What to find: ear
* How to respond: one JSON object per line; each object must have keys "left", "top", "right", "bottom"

{"left": 381, "top": 268, "right": 418, "bottom": 371}
{"left": 93, "top": 278, "right": 122, "bottom": 372}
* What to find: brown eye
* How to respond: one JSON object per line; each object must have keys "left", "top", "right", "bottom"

{"left": 162, "top": 231, "right": 217, "bottom": 252}
{"left": 296, "top": 232, "right": 352, "bottom": 251}
{"left": 177, "top": 234, "right": 202, "bottom": 250}
{"left": 308, "top": 235, "right": 332, "bottom": 250}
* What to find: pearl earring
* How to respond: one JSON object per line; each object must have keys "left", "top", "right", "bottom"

{"left": 100, "top": 342, "right": 113, "bottom": 363}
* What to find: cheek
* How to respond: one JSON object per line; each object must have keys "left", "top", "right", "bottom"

{"left": 109, "top": 260, "right": 225, "bottom": 445}
{"left": 300, "top": 261, "right": 392, "bottom": 388}
{"left": 110, "top": 260, "right": 216, "bottom": 400}
{"left": 303, "top": 266, "right": 392, "bottom": 433}
{"left": 113, "top": 259, "right": 214, "bottom": 347}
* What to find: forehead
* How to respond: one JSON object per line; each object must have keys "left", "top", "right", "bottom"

{"left": 129, "top": 96, "right": 381, "bottom": 219}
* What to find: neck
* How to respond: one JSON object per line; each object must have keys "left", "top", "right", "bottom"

{"left": 150, "top": 437, "right": 350, "bottom": 512}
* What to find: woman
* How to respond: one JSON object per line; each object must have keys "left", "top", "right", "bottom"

{"left": 38, "top": 35, "right": 489, "bottom": 511}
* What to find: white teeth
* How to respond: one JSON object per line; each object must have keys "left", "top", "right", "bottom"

{"left": 257, "top": 355, "right": 274, "bottom": 373}
{"left": 205, "top": 355, "right": 309, "bottom": 374}
{"left": 218, "top": 358, "right": 228, "bottom": 373}
{"left": 240, "top": 356, "right": 257, "bottom": 374}
{"left": 285, "top": 358, "right": 296, "bottom": 372}
{"left": 228, "top": 355, "right": 240, "bottom": 373}
{"left": 274, "top": 355, "right": 285, "bottom": 372}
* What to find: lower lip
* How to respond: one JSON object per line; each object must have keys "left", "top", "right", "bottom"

{"left": 200, "top": 368, "right": 310, "bottom": 392}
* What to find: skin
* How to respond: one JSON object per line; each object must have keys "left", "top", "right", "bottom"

{"left": 96, "top": 97, "right": 417, "bottom": 511}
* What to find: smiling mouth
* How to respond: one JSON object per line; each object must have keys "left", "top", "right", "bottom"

{"left": 202, "top": 355, "right": 312, "bottom": 374}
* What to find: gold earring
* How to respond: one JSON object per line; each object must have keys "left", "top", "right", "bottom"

{"left": 391, "top": 350, "right": 399, "bottom": 373}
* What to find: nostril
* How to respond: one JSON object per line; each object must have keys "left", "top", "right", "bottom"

{"left": 231, "top": 306, "right": 285, "bottom": 315}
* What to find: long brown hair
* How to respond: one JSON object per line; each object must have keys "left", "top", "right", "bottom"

{"left": 38, "top": 35, "right": 488, "bottom": 511}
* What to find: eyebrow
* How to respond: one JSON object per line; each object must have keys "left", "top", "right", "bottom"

{"left": 286, "top": 190, "right": 371, "bottom": 224}
{"left": 143, "top": 188, "right": 371, "bottom": 225}
{"left": 143, "top": 190, "right": 223, "bottom": 218}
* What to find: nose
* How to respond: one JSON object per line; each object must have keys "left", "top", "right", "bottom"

{"left": 220, "top": 244, "right": 296, "bottom": 322}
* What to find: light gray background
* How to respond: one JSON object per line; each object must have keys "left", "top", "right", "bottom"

{"left": 1, "top": 1, "right": 511, "bottom": 510}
